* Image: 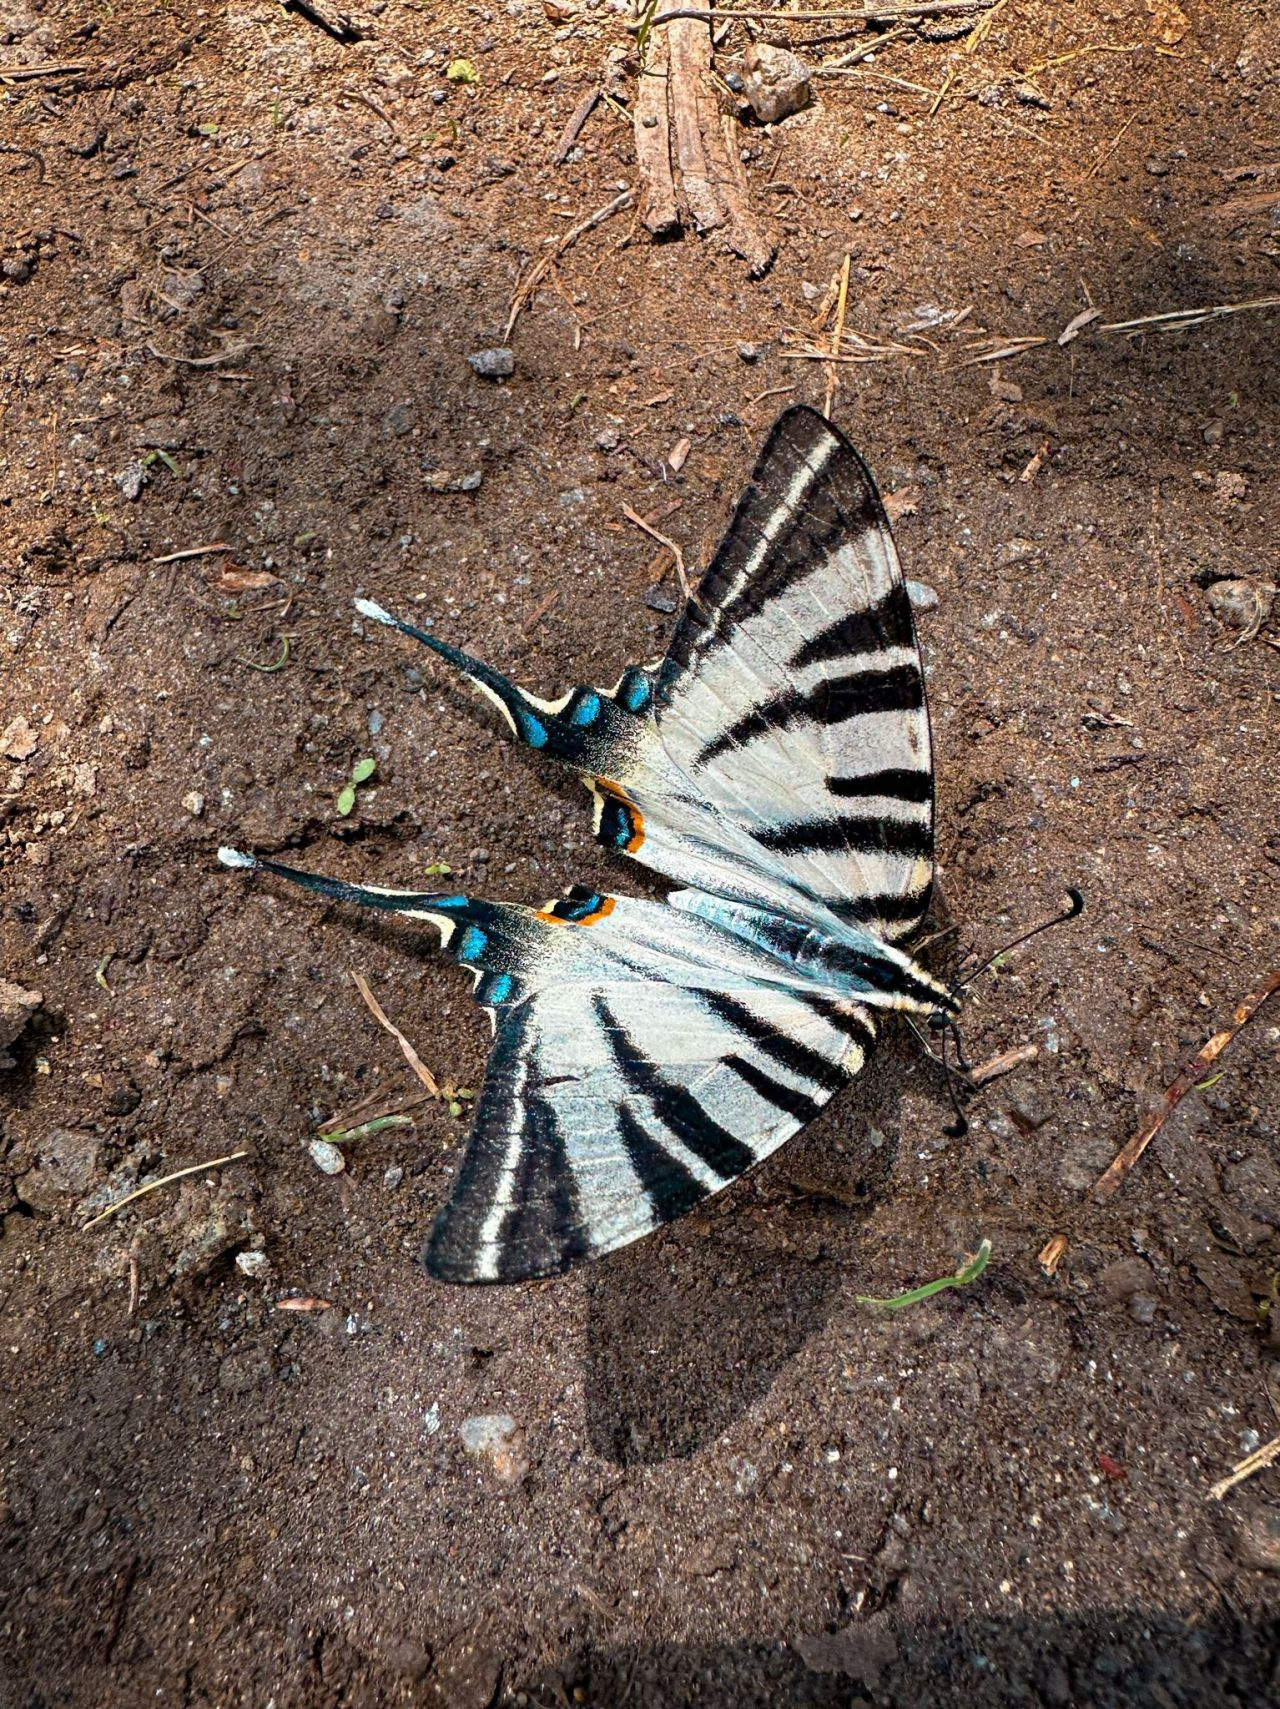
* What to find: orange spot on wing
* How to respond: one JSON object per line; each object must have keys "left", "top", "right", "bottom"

{"left": 578, "top": 896, "right": 616, "bottom": 927}
{"left": 596, "top": 776, "right": 646, "bottom": 852}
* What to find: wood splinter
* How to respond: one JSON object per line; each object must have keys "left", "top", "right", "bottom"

{"left": 633, "top": 11, "right": 774, "bottom": 277}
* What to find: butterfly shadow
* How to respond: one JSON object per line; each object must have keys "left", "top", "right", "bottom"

{"left": 582, "top": 1021, "right": 934, "bottom": 1467}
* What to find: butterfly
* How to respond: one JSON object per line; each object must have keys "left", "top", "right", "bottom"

{"left": 219, "top": 406, "right": 960, "bottom": 1284}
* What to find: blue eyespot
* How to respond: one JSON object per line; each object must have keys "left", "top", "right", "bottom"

{"left": 570, "top": 692, "right": 602, "bottom": 727}
{"left": 620, "top": 672, "right": 651, "bottom": 713}
{"left": 516, "top": 706, "right": 548, "bottom": 748}
{"left": 458, "top": 925, "right": 488, "bottom": 962}
{"left": 433, "top": 895, "right": 468, "bottom": 910}
{"left": 487, "top": 972, "right": 513, "bottom": 1004}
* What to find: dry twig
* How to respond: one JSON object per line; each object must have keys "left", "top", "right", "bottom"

{"left": 506, "top": 190, "right": 634, "bottom": 338}
{"left": 622, "top": 503, "right": 691, "bottom": 599}
{"left": 1207, "top": 1431, "right": 1280, "bottom": 1502}
{"left": 824, "top": 254, "right": 852, "bottom": 420}
{"left": 1092, "top": 970, "right": 1280, "bottom": 1203}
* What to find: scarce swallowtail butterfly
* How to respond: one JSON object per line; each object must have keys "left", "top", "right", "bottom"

{"left": 219, "top": 406, "right": 961, "bottom": 1283}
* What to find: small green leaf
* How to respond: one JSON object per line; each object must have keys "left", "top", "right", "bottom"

{"left": 153, "top": 449, "right": 180, "bottom": 475}
{"left": 196, "top": 122, "right": 220, "bottom": 136}
{"left": 446, "top": 58, "right": 479, "bottom": 85}
{"left": 448, "top": 1100, "right": 462, "bottom": 1118}
{"left": 352, "top": 757, "right": 377, "bottom": 785}
{"left": 424, "top": 861, "right": 453, "bottom": 876}
{"left": 856, "top": 1239, "right": 992, "bottom": 1313}
{"left": 336, "top": 784, "right": 357, "bottom": 818}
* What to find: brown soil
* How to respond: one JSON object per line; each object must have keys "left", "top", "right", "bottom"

{"left": 3, "top": 1, "right": 1279, "bottom": 1704}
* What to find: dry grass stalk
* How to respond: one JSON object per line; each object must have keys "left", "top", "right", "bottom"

{"left": 82, "top": 1151, "right": 251, "bottom": 1230}
{"left": 350, "top": 970, "right": 442, "bottom": 1097}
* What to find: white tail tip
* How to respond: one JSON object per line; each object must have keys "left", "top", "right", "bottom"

{"left": 355, "top": 598, "right": 396, "bottom": 627}
{"left": 218, "top": 847, "right": 258, "bottom": 870}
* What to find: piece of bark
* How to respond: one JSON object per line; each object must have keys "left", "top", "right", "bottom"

{"left": 633, "top": 13, "right": 774, "bottom": 275}
{"left": 635, "top": 31, "right": 679, "bottom": 237}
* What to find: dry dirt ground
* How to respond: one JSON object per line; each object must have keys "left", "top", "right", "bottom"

{"left": 2, "top": 0, "right": 1280, "bottom": 1704}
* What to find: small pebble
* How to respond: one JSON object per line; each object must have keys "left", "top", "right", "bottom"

{"left": 737, "top": 341, "right": 761, "bottom": 363}
{"left": 235, "top": 1249, "right": 272, "bottom": 1280}
{"left": 459, "top": 1412, "right": 528, "bottom": 1482}
{"left": 468, "top": 346, "right": 514, "bottom": 380}
{"left": 383, "top": 1164, "right": 404, "bottom": 1189}
{"left": 182, "top": 790, "right": 205, "bottom": 817}
{"left": 116, "top": 463, "right": 145, "bottom": 501}
{"left": 1128, "top": 1294, "right": 1158, "bottom": 1325}
{"left": 308, "top": 1139, "right": 345, "bottom": 1175}
{"left": 1207, "top": 578, "right": 1273, "bottom": 630}
{"left": 742, "top": 41, "right": 811, "bottom": 124}
{"left": 906, "top": 580, "right": 939, "bottom": 611}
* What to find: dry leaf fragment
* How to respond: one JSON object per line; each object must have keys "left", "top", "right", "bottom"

{"left": 0, "top": 716, "right": 38, "bottom": 762}
{"left": 1016, "top": 229, "right": 1048, "bottom": 249}
{"left": 882, "top": 486, "right": 920, "bottom": 523}
{"left": 1058, "top": 307, "right": 1101, "bottom": 345}
{"left": 667, "top": 436, "right": 690, "bottom": 475}
{"left": 207, "top": 561, "right": 284, "bottom": 595}
{"left": 542, "top": 0, "right": 578, "bottom": 17}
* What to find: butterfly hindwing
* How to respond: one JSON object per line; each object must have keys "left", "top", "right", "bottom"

{"left": 217, "top": 853, "right": 875, "bottom": 1283}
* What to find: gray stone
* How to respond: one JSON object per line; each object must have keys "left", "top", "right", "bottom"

{"left": 467, "top": 346, "right": 514, "bottom": 379}
{"left": 115, "top": 462, "right": 145, "bottom": 501}
{"left": 459, "top": 1413, "right": 527, "bottom": 1482}
{"left": 16, "top": 1129, "right": 102, "bottom": 1212}
{"left": 742, "top": 41, "right": 811, "bottom": 125}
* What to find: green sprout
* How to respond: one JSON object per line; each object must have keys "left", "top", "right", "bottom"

{"left": 446, "top": 59, "right": 479, "bottom": 86}
{"left": 336, "top": 756, "right": 377, "bottom": 818}
{"left": 856, "top": 1239, "right": 992, "bottom": 1313}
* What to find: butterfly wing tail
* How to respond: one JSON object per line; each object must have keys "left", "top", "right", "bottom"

{"left": 355, "top": 599, "right": 656, "bottom": 770}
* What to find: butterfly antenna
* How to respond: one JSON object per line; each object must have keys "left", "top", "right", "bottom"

{"left": 952, "top": 888, "right": 1084, "bottom": 997}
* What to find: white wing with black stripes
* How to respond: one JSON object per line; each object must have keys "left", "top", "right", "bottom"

{"left": 354, "top": 407, "right": 933, "bottom": 944}
{"left": 220, "top": 406, "right": 952, "bottom": 1284}
{"left": 215, "top": 854, "right": 882, "bottom": 1282}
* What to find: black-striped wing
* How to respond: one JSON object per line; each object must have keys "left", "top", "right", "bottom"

{"left": 217, "top": 852, "right": 875, "bottom": 1283}
{"left": 355, "top": 407, "right": 934, "bottom": 943}
{"left": 647, "top": 406, "right": 934, "bottom": 941}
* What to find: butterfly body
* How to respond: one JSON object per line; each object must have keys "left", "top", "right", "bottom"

{"left": 220, "top": 406, "right": 955, "bottom": 1283}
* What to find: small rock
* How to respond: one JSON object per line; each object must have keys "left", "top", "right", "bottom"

{"left": 742, "top": 41, "right": 811, "bottom": 125}
{"left": 379, "top": 1637, "right": 432, "bottom": 1680}
{"left": 0, "top": 979, "right": 41, "bottom": 1069}
{"left": 1202, "top": 419, "right": 1224, "bottom": 445}
{"left": 1228, "top": 1508, "right": 1280, "bottom": 1573}
{"left": 906, "top": 580, "right": 938, "bottom": 612}
{"left": 1097, "top": 1257, "right": 1150, "bottom": 1303}
{"left": 17, "top": 1129, "right": 102, "bottom": 1212}
{"left": 467, "top": 346, "right": 514, "bottom": 380}
{"left": 2, "top": 255, "right": 32, "bottom": 285}
{"left": 644, "top": 585, "right": 678, "bottom": 614}
{"left": 1213, "top": 470, "right": 1248, "bottom": 503}
{"left": 309, "top": 1139, "right": 346, "bottom": 1175}
{"left": 235, "top": 1248, "right": 272, "bottom": 1280}
{"left": 103, "top": 1082, "right": 141, "bottom": 1117}
{"left": 1207, "top": 578, "right": 1273, "bottom": 631}
{"left": 116, "top": 462, "right": 145, "bottom": 501}
{"left": 1128, "top": 1293, "right": 1158, "bottom": 1325}
{"left": 737, "top": 341, "right": 761, "bottom": 363}
{"left": 182, "top": 790, "right": 205, "bottom": 817}
{"left": 459, "top": 1412, "right": 527, "bottom": 1482}
{"left": 383, "top": 1164, "right": 404, "bottom": 1190}
{"left": 0, "top": 716, "right": 38, "bottom": 762}
{"left": 384, "top": 400, "right": 416, "bottom": 436}
{"left": 457, "top": 469, "right": 483, "bottom": 492}
{"left": 172, "top": 1192, "right": 257, "bottom": 1279}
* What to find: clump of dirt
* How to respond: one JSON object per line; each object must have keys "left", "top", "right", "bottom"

{"left": 2, "top": 1, "right": 1278, "bottom": 1705}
